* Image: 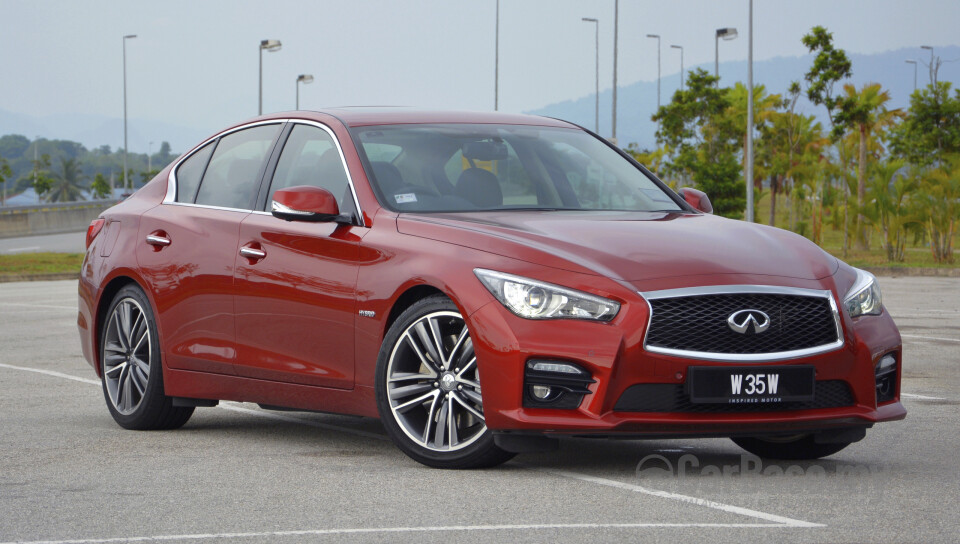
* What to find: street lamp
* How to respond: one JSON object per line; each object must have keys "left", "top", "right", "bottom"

{"left": 647, "top": 34, "right": 660, "bottom": 112}
{"left": 612, "top": 0, "right": 619, "bottom": 142}
{"left": 122, "top": 34, "right": 137, "bottom": 190}
{"left": 494, "top": 0, "right": 499, "bottom": 110}
{"left": 746, "top": 0, "right": 754, "bottom": 223}
{"left": 671, "top": 44, "right": 684, "bottom": 92}
{"left": 715, "top": 27, "right": 738, "bottom": 84}
{"left": 296, "top": 74, "right": 314, "bottom": 110}
{"left": 259, "top": 39, "right": 282, "bottom": 115}
{"left": 905, "top": 59, "right": 918, "bottom": 93}
{"left": 921, "top": 45, "right": 934, "bottom": 85}
{"left": 582, "top": 18, "right": 599, "bottom": 133}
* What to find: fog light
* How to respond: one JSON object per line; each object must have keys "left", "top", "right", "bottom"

{"left": 523, "top": 359, "right": 595, "bottom": 409}
{"left": 531, "top": 385, "right": 553, "bottom": 399}
{"left": 875, "top": 353, "right": 898, "bottom": 404}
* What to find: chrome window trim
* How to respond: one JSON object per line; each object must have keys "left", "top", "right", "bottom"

{"left": 164, "top": 119, "right": 283, "bottom": 205}
{"left": 164, "top": 118, "right": 366, "bottom": 227}
{"left": 638, "top": 284, "right": 845, "bottom": 362}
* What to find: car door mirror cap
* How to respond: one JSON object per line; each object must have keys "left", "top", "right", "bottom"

{"left": 271, "top": 186, "right": 351, "bottom": 224}
{"left": 677, "top": 187, "right": 713, "bottom": 214}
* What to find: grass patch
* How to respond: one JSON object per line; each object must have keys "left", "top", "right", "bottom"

{"left": 753, "top": 191, "right": 959, "bottom": 269}
{"left": 0, "top": 252, "right": 84, "bottom": 276}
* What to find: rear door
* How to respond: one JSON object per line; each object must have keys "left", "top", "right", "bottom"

{"left": 233, "top": 121, "right": 364, "bottom": 388}
{"left": 137, "top": 122, "right": 283, "bottom": 375}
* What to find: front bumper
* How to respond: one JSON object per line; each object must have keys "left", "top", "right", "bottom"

{"left": 468, "top": 294, "right": 906, "bottom": 437}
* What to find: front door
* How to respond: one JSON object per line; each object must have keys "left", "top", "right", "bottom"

{"left": 233, "top": 122, "right": 364, "bottom": 389}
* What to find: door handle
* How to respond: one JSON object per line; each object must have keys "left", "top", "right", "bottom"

{"left": 239, "top": 246, "right": 266, "bottom": 260}
{"left": 145, "top": 234, "right": 171, "bottom": 247}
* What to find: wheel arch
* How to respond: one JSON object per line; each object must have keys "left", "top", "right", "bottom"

{"left": 383, "top": 284, "right": 448, "bottom": 339}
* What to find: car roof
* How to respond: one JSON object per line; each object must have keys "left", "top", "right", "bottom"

{"left": 255, "top": 108, "right": 579, "bottom": 129}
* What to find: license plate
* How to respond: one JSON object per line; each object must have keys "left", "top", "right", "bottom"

{"left": 688, "top": 365, "right": 815, "bottom": 404}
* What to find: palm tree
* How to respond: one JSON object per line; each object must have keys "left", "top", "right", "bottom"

{"left": 47, "top": 157, "right": 86, "bottom": 202}
{"left": 835, "top": 83, "right": 903, "bottom": 249}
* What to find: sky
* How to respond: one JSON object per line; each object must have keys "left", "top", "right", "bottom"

{"left": 2, "top": 0, "right": 959, "bottom": 151}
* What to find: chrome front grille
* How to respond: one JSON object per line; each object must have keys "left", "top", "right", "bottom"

{"left": 641, "top": 285, "right": 844, "bottom": 361}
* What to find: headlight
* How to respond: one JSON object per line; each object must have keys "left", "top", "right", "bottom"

{"left": 843, "top": 268, "right": 882, "bottom": 318}
{"left": 474, "top": 269, "right": 620, "bottom": 321}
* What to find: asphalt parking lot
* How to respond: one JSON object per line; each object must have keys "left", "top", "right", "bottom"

{"left": 0, "top": 277, "right": 957, "bottom": 543}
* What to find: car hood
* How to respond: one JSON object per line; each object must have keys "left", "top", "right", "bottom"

{"left": 396, "top": 211, "right": 839, "bottom": 282}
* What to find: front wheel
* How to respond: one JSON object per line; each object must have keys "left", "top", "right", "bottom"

{"left": 731, "top": 434, "right": 853, "bottom": 460}
{"left": 100, "top": 284, "right": 194, "bottom": 430}
{"left": 375, "top": 295, "right": 514, "bottom": 469}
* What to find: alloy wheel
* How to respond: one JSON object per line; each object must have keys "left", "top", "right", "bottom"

{"left": 103, "top": 297, "right": 152, "bottom": 415}
{"left": 385, "top": 311, "right": 485, "bottom": 452}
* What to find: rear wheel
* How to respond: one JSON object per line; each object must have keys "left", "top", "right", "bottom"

{"left": 375, "top": 295, "right": 514, "bottom": 469}
{"left": 732, "top": 434, "right": 852, "bottom": 460}
{"left": 100, "top": 285, "right": 193, "bottom": 430}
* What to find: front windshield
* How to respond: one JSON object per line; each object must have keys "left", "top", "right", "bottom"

{"left": 353, "top": 124, "right": 682, "bottom": 213}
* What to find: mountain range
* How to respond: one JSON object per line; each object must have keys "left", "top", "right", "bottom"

{"left": 1, "top": 46, "right": 957, "bottom": 154}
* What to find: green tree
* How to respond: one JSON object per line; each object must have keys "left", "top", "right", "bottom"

{"left": 91, "top": 172, "right": 112, "bottom": 200}
{"left": 889, "top": 82, "right": 960, "bottom": 166}
{"left": 47, "top": 157, "right": 87, "bottom": 202}
{"left": 22, "top": 154, "right": 54, "bottom": 201}
{"left": 862, "top": 159, "right": 918, "bottom": 262}
{"left": 0, "top": 157, "right": 12, "bottom": 206}
{"left": 834, "top": 83, "right": 903, "bottom": 249}
{"left": 801, "top": 26, "right": 855, "bottom": 254}
{"left": 653, "top": 68, "right": 744, "bottom": 217}
{"left": 915, "top": 155, "right": 960, "bottom": 263}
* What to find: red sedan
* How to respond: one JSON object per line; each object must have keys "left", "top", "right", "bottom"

{"left": 78, "top": 109, "right": 904, "bottom": 468}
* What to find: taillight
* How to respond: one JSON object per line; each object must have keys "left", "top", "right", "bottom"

{"left": 86, "top": 218, "right": 106, "bottom": 249}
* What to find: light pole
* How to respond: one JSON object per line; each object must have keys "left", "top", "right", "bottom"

{"left": 494, "top": 0, "right": 499, "bottom": 110}
{"left": 582, "top": 18, "right": 599, "bottom": 133}
{"left": 921, "top": 45, "right": 934, "bottom": 85}
{"left": 122, "top": 34, "right": 136, "bottom": 190}
{"left": 259, "top": 39, "right": 282, "bottom": 115}
{"left": 296, "top": 74, "right": 314, "bottom": 110}
{"left": 647, "top": 34, "right": 660, "bottom": 112}
{"left": 905, "top": 59, "right": 918, "bottom": 93}
{"left": 612, "top": 0, "right": 619, "bottom": 143}
{"left": 715, "top": 27, "right": 738, "bottom": 84}
{"left": 746, "top": 0, "right": 754, "bottom": 223}
{"left": 671, "top": 44, "right": 684, "bottom": 92}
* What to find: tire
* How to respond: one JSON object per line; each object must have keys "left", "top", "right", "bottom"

{"left": 731, "top": 434, "right": 853, "bottom": 460}
{"left": 375, "top": 295, "right": 514, "bottom": 469}
{"left": 99, "top": 284, "right": 194, "bottom": 430}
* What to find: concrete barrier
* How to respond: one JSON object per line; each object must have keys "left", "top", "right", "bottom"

{"left": 0, "top": 200, "right": 118, "bottom": 239}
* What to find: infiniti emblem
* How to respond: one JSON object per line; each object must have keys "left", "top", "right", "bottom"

{"left": 727, "top": 309, "right": 771, "bottom": 334}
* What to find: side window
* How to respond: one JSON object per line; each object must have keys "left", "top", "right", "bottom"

{"left": 174, "top": 142, "right": 214, "bottom": 203}
{"left": 268, "top": 124, "right": 353, "bottom": 212}
{"left": 194, "top": 124, "right": 281, "bottom": 210}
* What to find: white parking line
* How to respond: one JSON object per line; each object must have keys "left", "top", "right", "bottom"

{"left": 901, "top": 334, "right": 960, "bottom": 343}
{"left": 0, "top": 522, "right": 800, "bottom": 544}
{"left": 3, "top": 246, "right": 41, "bottom": 253}
{"left": 536, "top": 468, "right": 823, "bottom": 528}
{"left": 0, "top": 361, "right": 825, "bottom": 532}
{"left": 0, "top": 362, "right": 99, "bottom": 386}
{"left": 902, "top": 392, "right": 948, "bottom": 400}
{"left": 0, "top": 302, "right": 77, "bottom": 310}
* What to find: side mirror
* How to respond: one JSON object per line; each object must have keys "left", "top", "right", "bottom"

{"left": 678, "top": 187, "right": 713, "bottom": 214}
{"left": 271, "top": 186, "right": 350, "bottom": 223}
